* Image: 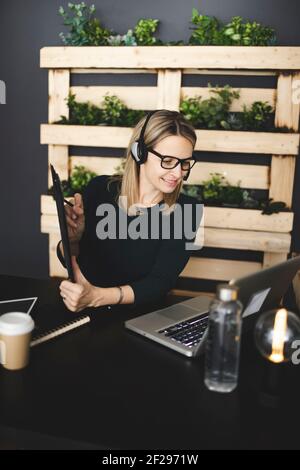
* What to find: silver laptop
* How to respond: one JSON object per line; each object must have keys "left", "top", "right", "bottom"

{"left": 125, "top": 256, "right": 300, "bottom": 357}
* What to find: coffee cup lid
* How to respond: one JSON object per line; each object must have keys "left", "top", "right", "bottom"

{"left": 0, "top": 312, "right": 35, "bottom": 336}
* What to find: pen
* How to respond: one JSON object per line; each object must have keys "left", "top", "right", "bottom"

{"left": 64, "top": 199, "right": 74, "bottom": 207}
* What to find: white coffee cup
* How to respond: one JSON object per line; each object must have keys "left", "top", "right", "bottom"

{"left": 0, "top": 312, "right": 35, "bottom": 370}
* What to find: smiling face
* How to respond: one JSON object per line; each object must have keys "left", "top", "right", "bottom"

{"left": 141, "top": 135, "right": 194, "bottom": 193}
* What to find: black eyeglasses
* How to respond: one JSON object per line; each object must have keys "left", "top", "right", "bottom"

{"left": 148, "top": 148, "right": 196, "bottom": 171}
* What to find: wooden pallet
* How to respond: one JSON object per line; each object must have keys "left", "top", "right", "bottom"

{"left": 40, "top": 46, "right": 300, "bottom": 294}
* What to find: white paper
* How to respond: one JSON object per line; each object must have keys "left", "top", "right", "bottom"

{"left": 242, "top": 287, "right": 271, "bottom": 318}
{"left": 0, "top": 297, "right": 38, "bottom": 316}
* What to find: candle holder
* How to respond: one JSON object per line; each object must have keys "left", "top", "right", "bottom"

{"left": 254, "top": 308, "right": 300, "bottom": 364}
{"left": 254, "top": 309, "right": 300, "bottom": 408}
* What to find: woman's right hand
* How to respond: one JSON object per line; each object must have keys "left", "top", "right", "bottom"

{"left": 65, "top": 193, "right": 85, "bottom": 244}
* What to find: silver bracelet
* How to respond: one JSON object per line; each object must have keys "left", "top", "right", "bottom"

{"left": 116, "top": 286, "right": 124, "bottom": 305}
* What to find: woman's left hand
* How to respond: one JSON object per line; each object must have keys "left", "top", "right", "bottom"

{"left": 59, "top": 256, "right": 98, "bottom": 312}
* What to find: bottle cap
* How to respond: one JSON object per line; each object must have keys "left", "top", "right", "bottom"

{"left": 217, "top": 284, "right": 239, "bottom": 302}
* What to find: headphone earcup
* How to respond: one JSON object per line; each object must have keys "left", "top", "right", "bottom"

{"left": 130, "top": 139, "right": 148, "bottom": 165}
{"left": 130, "top": 141, "right": 140, "bottom": 163}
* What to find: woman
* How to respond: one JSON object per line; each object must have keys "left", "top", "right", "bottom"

{"left": 58, "top": 109, "right": 202, "bottom": 312}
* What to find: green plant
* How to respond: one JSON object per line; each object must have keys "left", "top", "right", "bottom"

{"left": 58, "top": 2, "right": 111, "bottom": 45}
{"left": 58, "top": 93, "right": 103, "bottom": 125}
{"left": 180, "top": 84, "right": 240, "bottom": 129}
{"left": 189, "top": 8, "right": 220, "bottom": 45}
{"left": 223, "top": 113, "right": 243, "bottom": 130}
{"left": 57, "top": 93, "right": 144, "bottom": 127}
{"left": 133, "top": 19, "right": 159, "bottom": 45}
{"left": 48, "top": 165, "right": 97, "bottom": 197}
{"left": 58, "top": 4, "right": 277, "bottom": 47}
{"left": 181, "top": 185, "right": 201, "bottom": 199}
{"left": 241, "top": 101, "right": 274, "bottom": 131}
{"left": 101, "top": 95, "right": 127, "bottom": 125}
{"left": 189, "top": 9, "right": 276, "bottom": 46}
{"left": 183, "top": 173, "right": 252, "bottom": 207}
{"left": 101, "top": 94, "right": 144, "bottom": 126}
{"left": 260, "top": 198, "right": 288, "bottom": 215}
{"left": 60, "top": 89, "right": 274, "bottom": 132}
{"left": 181, "top": 173, "right": 288, "bottom": 214}
{"left": 221, "top": 16, "right": 276, "bottom": 46}
{"left": 107, "top": 29, "right": 137, "bottom": 46}
{"left": 201, "top": 173, "right": 245, "bottom": 206}
{"left": 202, "top": 173, "right": 226, "bottom": 203}
{"left": 70, "top": 165, "right": 97, "bottom": 191}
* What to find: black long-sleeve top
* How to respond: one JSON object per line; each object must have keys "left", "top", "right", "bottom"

{"left": 57, "top": 175, "right": 202, "bottom": 307}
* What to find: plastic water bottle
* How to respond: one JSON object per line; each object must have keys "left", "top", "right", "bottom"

{"left": 204, "top": 284, "right": 243, "bottom": 393}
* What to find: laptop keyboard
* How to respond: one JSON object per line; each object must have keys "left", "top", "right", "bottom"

{"left": 158, "top": 313, "right": 209, "bottom": 348}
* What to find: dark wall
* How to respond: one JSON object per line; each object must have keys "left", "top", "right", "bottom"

{"left": 0, "top": 0, "right": 300, "bottom": 280}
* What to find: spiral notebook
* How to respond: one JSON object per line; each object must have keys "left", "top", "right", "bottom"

{"left": 0, "top": 297, "right": 91, "bottom": 347}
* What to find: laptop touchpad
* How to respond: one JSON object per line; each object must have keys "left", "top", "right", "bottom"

{"left": 159, "top": 305, "right": 195, "bottom": 321}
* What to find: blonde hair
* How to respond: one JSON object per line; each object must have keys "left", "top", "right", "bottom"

{"left": 108, "top": 109, "right": 197, "bottom": 213}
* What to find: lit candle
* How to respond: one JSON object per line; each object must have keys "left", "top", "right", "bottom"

{"left": 269, "top": 308, "right": 288, "bottom": 363}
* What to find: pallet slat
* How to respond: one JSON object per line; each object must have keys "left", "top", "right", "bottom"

{"left": 204, "top": 227, "right": 290, "bottom": 253}
{"left": 47, "top": 70, "right": 70, "bottom": 187}
{"left": 70, "top": 156, "right": 121, "bottom": 175}
{"left": 269, "top": 73, "right": 300, "bottom": 207}
{"left": 40, "top": 124, "right": 300, "bottom": 155}
{"left": 204, "top": 206, "right": 293, "bottom": 233}
{"left": 263, "top": 252, "right": 288, "bottom": 268}
{"left": 40, "top": 46, "right": 300, "bottom": 70}
{"left": 40, "top": 205, "right": 292, "bottom": 242}
{"left": 269, "top": 155, "right": 296, "bottom": 207}
{"left": 275, "top": 74, "right": 299, "bottom": 130}
{"left": 157, "top": 69, "right": 182, "bottom": 111}
{"left": 71, "top": 68, "right": 277, "bottom": 76}
{"left": 69, "top": 156, "right": 269, "bottom": 189}
{"left": 48, "top": 145, "right": 69, "bottom": 188}
{"left": 70, "top": 85, "right": 276, "bottom": 112}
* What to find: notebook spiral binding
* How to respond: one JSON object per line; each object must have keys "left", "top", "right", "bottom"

{"left": 30, "top": 315, "right": 91, "bottom": 347}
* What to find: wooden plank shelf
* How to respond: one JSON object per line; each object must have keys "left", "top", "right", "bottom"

{"left": 70, "top": 85, "right": 276, "bottom": 112}
{"left": 41, "top": 124, "right": 300, "bottom": 155}
{"left": 40, "top": 199, "right": 292, "bottom": 248}
{"left": 40, "top": 46, "right": 300, "bottom": 70}
{"left": 68, "top": 155, "right": 270, "bottom": 190}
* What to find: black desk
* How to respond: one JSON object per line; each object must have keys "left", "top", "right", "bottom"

{"left": 0, "top": 274, "right": 299, "bottom": 450}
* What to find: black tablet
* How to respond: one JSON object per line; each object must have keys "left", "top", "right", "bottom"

{"left": 50, "top": 164, "right": 75, "bottom": 282}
